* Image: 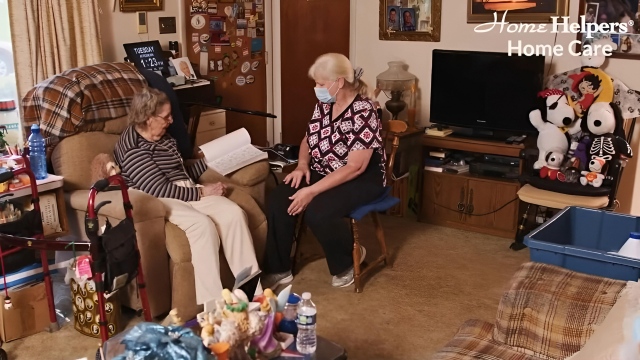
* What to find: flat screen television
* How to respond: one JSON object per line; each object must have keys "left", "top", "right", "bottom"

{"left": 429, "top": 49, "right": 545, "bottom": 135}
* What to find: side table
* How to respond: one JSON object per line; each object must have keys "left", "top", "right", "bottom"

{"left": 276, "top": 336, "right": 347, "bottom": 360}
{"left": 8, "top": 174, "right": 67, "bottom": 239}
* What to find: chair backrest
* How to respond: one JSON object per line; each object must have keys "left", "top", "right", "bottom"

{"left": 608, "top": 116, "right": 638, "bottom": 208}
{"left": 381, "top": 119, "right": 408, "bottom": 183}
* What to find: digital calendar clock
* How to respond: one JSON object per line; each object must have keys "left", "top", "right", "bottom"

{"left": 123, "top": 40, "right": 168, "bottom": 74}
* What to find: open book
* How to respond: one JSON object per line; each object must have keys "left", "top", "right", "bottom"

{"left": 199, "top": 128, "right": 268, "bottom": 175}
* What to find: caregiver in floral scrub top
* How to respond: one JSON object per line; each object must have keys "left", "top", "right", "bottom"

{"left": 261, "top": 53, "right": 387, "bottom": 289}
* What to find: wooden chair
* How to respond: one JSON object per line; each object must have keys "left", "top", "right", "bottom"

{"left": 292, "top": 118, "right": 407, "bottom": 293}
{"left": 511, "top": 117, "right": 637, "bottom": 250}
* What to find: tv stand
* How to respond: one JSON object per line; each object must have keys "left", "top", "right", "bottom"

{"left": 419, "top": 134, "right": 524, "bottom": 239}
{"left": 452, "top": 127, "right": 521, "bottom": 142}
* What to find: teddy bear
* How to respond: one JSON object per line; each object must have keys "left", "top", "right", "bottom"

{"left": 90, "top": 153, "right": 120, "bottom": 184}
{"left": 579, "top": 101, "right": 633, "bottom": 186}
{"left": 539, "top": 151, "right": 564, "bottom": 181}
{"left": 530, "top": 89, "right": 576, "bottom": 169}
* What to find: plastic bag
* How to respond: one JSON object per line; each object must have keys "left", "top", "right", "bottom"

{"left": 106, "top": 322, "right": 214, "bottom": 360}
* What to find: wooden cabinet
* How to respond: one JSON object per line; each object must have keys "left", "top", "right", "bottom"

{"left": 418, "top": 135, "right": 523, "bottom": 239}
{"left": 193, "top": 109, "right": 226, "bottom": 154}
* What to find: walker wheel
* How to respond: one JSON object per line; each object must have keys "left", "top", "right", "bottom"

{"left": 0, "top": 348, "right": 8, "bottom": 360}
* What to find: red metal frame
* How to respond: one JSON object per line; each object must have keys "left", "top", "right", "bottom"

{"left": 0, "top": 169, "right": 151, "bottom": 345}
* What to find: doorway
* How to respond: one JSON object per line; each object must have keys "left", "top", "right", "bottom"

{"left": 273, "top": 0, "right": 351, "bottom": 145}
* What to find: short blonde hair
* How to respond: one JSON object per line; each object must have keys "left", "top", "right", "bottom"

{"left": 128, "top": 87, "right": 170, "bottom": 127}
{"left": 308, "top": 53, "right": 369, "bottom": 98}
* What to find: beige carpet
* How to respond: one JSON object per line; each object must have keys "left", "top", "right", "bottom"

{"left": 2, "top": 215, "right": 529, "bottom": 360}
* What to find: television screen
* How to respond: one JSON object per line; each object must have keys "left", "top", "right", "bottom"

{"left": 123, "top": 40, "right": 169, "bottom": 74}
{"left": 429, "top": 49, "right": 545, "bottom": 134}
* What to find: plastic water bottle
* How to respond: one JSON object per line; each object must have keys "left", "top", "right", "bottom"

{"left": 618, "top": 232, "right": 640, "bottom": 260}
{"left": 296, "top": 292, "right": 317, "bottom": 354}
{"left": 28, "top": 124, "right": 47, "bottom": 180}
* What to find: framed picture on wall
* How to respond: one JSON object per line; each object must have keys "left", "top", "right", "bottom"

{"left": 120, "top": 0, "right": 164, "bottom": 12}
{"left": 467, "top": 0, "right": 569, "bottom": 23}
{"left": 380, "top": 0, "right": 441, "bottom": 42}
{"left": 575, "top": 0, "right": 640, "bottom": 59}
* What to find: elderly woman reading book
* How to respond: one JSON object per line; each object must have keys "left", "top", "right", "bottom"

{"left": 114, "top": 87, "right": 260, "bottom": 309}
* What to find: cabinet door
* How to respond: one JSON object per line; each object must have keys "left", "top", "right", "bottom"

{"left": 464, "top": 179, "right": 519, "bottom": 232}
{"left": 419, "top": 171, "right": 467, "bottom": 224}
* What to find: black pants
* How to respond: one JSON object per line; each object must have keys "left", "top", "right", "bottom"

{"left": 264, "top": 154, "right": 386, "bottom": 276}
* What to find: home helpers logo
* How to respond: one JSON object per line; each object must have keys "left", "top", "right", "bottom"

{"left": 474, "top": 11, "right": 634, "bottom": 56}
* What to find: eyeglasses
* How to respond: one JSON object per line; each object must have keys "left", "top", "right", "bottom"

{"left": 154, "top": 113, "right": 173, "bottom": 123}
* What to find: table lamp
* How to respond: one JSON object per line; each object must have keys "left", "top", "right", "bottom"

{"left": 376, "top": 61, "right": 417, "bottom": 129}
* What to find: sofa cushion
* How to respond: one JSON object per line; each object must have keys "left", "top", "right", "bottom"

{"left": 565, "top": 280, "right": 640, "bottom": 360}
{"left": 51, "top": 132, "right": 120, "bottom": 191}
{"left": 103, "top": 116, "right": 129, "bottom": 135}
{"left": 493, "top": 262, "right": 627, "bottom": 360}
{"left": 431, "top": 319, "right": 540, "bottom": 360}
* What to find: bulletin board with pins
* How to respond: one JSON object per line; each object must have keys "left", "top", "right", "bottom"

{"left": 185, "top": 0, "right": 268, "bottom": 145}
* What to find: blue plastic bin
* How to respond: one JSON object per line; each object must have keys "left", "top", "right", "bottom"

{"left": 524, "top": 206, "right": 640, "bottom": 281}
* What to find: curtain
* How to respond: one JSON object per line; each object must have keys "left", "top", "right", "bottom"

{"left": 8, "top": 0, "right": 103, "bottom": 98}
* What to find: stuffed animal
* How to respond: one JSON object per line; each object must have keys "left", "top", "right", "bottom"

{"left": 539, "top": 151, "right": 564, "bottom": 180}
{"left": 90, "top": 153, "right": 120, "bottom": 184}
{"left": 530, "top": 89, "right": 575, "bottom": 169}
{"left": 580, "top": 157, "right": 606, "bottom": 187}
{"left": 557, "top": 156, "right": 582, "bottom": 183}
{"left": 580, "top": 102, "right": 633, "bottom": 186}
{"left": 567, "top": 38, "right": 616, "bottom": 117}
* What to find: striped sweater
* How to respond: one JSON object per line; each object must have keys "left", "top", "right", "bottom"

{"left": 114, "top": 125, "right": 208, "bottom": 202}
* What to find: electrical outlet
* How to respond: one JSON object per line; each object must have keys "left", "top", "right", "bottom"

{"left": 137, "top": 12, "right": 147, "bottom": 34}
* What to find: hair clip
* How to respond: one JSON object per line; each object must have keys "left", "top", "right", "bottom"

{"left": 354, "top": 67, "right": 364, "bottom": 81}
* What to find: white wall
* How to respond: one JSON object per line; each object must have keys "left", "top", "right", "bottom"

{"left": 98, "top": 0, "right": 186, "bottom": 63}
{"left": 352, "top": 0, "right": 640, "bottom": 215}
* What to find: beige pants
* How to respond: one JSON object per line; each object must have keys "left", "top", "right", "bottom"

{"left": 159, "top": 195, "right": 260, "bottom": 306}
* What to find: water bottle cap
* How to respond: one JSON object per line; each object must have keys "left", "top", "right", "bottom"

{"left": 30, "top": 124, "right": 40, "bottom": 133}
{"left": 630, "top": 232, "right": 640, "bottom": 240}
{"left": 287, "top": 294, "right": 301, "bottom": 304}
{"left": 301, "top": 292, "right": 311, "bottom": 300}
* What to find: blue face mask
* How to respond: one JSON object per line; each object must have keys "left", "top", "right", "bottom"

{"left": 314, "top": 81, "right": 339, "bottom": 103}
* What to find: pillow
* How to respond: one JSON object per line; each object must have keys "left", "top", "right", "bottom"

{"left": 565, "top": 281, "right": 640, "bottom": 360}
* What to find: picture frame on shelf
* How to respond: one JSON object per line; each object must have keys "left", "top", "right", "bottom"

{"left": 379, "top": 0, "right": 441, "bottom": 42}
{"left": 120, "top": 0, "right": 163, "bottom": 12}
{"left": 575, "top": 0, "right": 640, "bottom": 60}
{"left": 466, "top": 0, "right": 569, "bottom": 23}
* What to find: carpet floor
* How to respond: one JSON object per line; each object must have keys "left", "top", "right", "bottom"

{"left": 2, "top": 215, "right": 529, "bottom": 360}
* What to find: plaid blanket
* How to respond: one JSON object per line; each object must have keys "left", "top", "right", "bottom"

{"left": 22, "top": 62, "right": 147, "bottom": 144}
{"left": 492, "top": 262, "right": 626, "bottom": 360}
{"left": 431, "top": 319, "right": 540, "bottom": 360}
{"left": 430, "top": 262, "right": 627, "bottom": 360}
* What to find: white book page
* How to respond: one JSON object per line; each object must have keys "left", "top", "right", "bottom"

{"left": 207, "top": 144, "right": 267, "bottom": 175}
{"left": 199, "top": 128, "right": 251, "bottom": 161}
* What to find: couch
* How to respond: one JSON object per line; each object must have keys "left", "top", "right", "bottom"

{"left": 50, "top": 115, "right": 269, "bottom": 320}
{"left": 21, "top": 62, "right": 271, "bottom": 320}
{"left": 431, "top": 262, "right": 628, "bottom": 359}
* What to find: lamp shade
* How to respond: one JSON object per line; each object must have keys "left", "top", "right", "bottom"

{"left": 376, "top": 61, "right": 416, "bottom": 92}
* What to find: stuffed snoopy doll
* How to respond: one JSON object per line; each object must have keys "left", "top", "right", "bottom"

{"left": 530, "top": 89, "right": 576, "bottom": 169}
{"left": 579, "top": 102, "right": 632, "bottom": 187}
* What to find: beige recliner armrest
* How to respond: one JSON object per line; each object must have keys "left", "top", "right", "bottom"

{"left": 67, "top": 189, "right": 171, "bottom": 317}
{"left": 192, "top": 159, "right": 270, "bottom": 188}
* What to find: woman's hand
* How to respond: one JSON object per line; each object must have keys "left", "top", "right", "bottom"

{"left": 283, "top": 164, "right": 310, "bottom": 189}
{"left": 288, "top": 187, "right": 316, "bottom": 216}
{"left": 202, "top": 182, "right": 227, "bottom": 197}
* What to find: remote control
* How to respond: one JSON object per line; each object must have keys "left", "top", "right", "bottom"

{"left": 505, "top": 135, "right": 517, "bottom": 144}
{"left": 512, "top": 135, "right": 527, "bottom": 144}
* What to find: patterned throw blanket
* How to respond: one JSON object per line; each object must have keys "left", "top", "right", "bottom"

{"left": 432, "top": 262, "right": 627, "bottom": 360}
{"left": 21, "top": 62, "right": 147, "bottom": 144}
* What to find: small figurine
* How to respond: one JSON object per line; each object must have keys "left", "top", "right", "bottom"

{"left": 580, "top": 157, "right": 606, "bottom": 187}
